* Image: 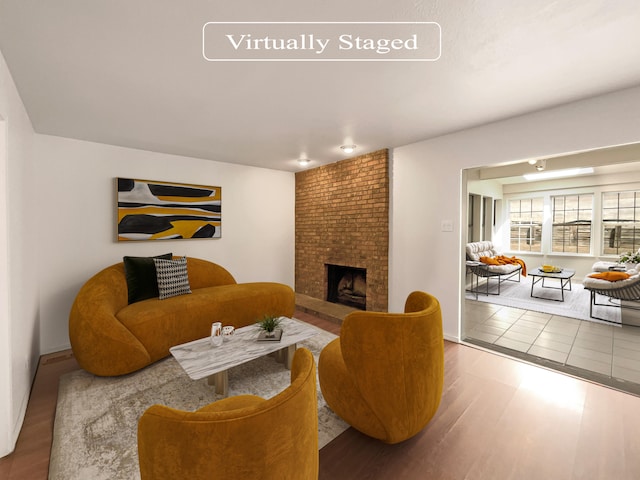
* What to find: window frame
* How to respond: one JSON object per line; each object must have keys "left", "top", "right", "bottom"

{"left": 601, "top": 189, "right": 640, "bottom": 256}
{"left": 550, "top": 193, "right": 593, "bottom": 255}
{"left": 508, "top": 197, "right": 544, "bottom": 253}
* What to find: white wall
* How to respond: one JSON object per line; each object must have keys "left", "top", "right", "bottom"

{"left": 0, "top": 114, "right": 8, "bottom": 457}
{"left": 0, "top": 49, "right": 37, "bottom": 457}
{"left": 468, "top": 178, "right": 504, "bottom": 200}
{"left": 35, "top": 135, "right": 295, "bottom": 354}
{"left": 390, "top": 85, "right": 640, "bottom": 341}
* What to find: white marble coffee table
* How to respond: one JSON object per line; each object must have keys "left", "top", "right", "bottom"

{"left": 169, "top": 317, "right": 318, "bottom": 396}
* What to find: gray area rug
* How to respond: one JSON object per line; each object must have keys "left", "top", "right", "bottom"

{"left": 49, "top": 324, "right": 347, "bottom": 480}
{"left": 466, "top": 277, "right": 622, "bottom": 325}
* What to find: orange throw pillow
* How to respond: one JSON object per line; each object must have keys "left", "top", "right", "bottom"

{"left": 588, "top": 271, "right": 631, "bottom": 282}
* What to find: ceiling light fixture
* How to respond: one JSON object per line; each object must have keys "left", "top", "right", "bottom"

{"left": 523, "top": 167, "right": 594, "bottom": 181}
{"left": 527, "top": 159, "right": 538, "bottom": 165}
{"left": 297, "top": 157, "right": 310, "bottom": 166}
{"left": 340, "top": 145, "right": 356, "bottom": 154}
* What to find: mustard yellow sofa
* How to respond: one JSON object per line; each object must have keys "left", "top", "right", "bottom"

{"left": 318, "top": 290, "right": 444, "bottom": 444}
{"left": 69, "top": 257, "right": 295, "bottom": 376}
{"left": 138, "top": 347, "right": 318, "bottom": 480}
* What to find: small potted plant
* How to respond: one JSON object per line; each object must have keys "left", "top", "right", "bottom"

{"left": 256, "top": 314, "right": 283, "bottom": 340}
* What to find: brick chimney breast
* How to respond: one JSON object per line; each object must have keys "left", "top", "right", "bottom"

{"left": 295, "top": 149, "right": 389, "bottom": 312}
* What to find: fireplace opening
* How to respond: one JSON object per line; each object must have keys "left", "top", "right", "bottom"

{"left": 326, "top": 264, "right": 366, "bottom": 310}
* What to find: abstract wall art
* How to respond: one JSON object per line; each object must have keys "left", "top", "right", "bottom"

{"left": 117, "top": 178, "right": 221, "bottom": 241}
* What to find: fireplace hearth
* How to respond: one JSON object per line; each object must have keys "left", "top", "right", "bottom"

{"left": 327, "top": 264, "right": 366, "bottom": 310}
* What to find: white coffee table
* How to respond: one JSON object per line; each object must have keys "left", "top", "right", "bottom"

{"left": 529, "top": 267, "right": 576, "bottom": 302}
{"left": 170, "top": 317, "right": 318, "bottom": 396}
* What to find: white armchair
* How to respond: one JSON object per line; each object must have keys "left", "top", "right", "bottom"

{"left": 465, "top": 241, "right": 522, "bottom": 297}
{"left": 583, "top": 265, "right": 640, "bottom": 322}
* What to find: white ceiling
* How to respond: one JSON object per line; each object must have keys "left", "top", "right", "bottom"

{"left": 1, "top": 0, "right": 640, "bottom": 172}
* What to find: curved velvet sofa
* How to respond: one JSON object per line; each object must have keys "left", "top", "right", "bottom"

{"left": 69, "top": 257, "right": 295, "bottom": 376}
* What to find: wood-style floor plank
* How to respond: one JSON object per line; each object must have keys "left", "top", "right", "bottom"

{"left": 4, "top": 311, "right": 640, "bottom": 479}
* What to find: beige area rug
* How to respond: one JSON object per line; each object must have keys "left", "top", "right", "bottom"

{"left": 466, "top": 278, "right": 622, "bottom": 325}
{"left": 49, "top": 324, "right": 347, "bottom": 480}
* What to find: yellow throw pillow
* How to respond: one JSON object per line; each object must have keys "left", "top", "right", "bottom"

{"left": 588, "top": 271, "right": 631, "bottom": 282}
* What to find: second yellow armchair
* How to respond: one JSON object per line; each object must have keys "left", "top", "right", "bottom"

{"left": 318, "top": 291, "right": 444, "bottom": 444}
{"left": 138, "top": 348, "right": 318, "bottom": 479}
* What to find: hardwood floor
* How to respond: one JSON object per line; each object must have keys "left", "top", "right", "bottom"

{"left": 0, "top": 350, "right": 79, "bottom": 479}
{"left": 321, "top": 341, "right": 640, "bottom": 479}
{"left": 3, "top": 310, "right": 640, "bottom": 479}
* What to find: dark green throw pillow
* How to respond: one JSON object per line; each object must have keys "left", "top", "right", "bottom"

{"left": 123, "top": 253, "right": 173, "bottom": 304}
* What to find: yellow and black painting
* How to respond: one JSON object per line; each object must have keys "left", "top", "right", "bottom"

{"left": 117, "top": 178, "right": 221, "bottom": 241}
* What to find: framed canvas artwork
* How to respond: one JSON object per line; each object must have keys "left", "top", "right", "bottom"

{"left": 117, "top": 178, "right": 221, "bottom": 241}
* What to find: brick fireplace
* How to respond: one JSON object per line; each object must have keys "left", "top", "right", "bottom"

{"left": 295, "top": 149, "right": 389, "bottom": 312}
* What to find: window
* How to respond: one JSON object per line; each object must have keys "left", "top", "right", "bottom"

{"left": 509, "top": 198, "right": 543, "bottom": 252}
{"left": 551, "top": 194, "right": 593, "bottom": 253}
{"left": 602, "top": 190, "right": 640, "bottom": 255}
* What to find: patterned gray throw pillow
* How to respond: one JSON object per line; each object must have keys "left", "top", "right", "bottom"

{"left": 153, "top": 256, "right": 192, "bottom": 299}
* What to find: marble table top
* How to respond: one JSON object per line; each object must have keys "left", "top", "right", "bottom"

{"left": 170, "top": 317, "right": 319, "bottom": 380}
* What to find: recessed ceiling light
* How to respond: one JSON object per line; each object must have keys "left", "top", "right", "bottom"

{"left": 527, "top": 159, "right": 538, "bottom": 165}
{"left": 297, "top": 157, "right": 310, "bottom": 166}
{"left": 523, "top": 167, "right": 594, "bottom": 181}
{"left": 340, "top": 145, "right": 356, "bottom": 154}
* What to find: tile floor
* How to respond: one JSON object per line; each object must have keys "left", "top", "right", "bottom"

{"left": 464, "top": 299, "right": 640, "bottom": 393}
{"left": 296, "top": 289, "right": 640, "bottom": 395}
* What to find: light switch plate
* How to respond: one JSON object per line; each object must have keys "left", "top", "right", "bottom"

{"left": 441, "top": 220, "right": 453, "bottom": 232}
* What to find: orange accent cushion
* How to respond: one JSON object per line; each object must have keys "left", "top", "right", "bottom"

{"left": 479, "top": 256, "right": 500, "bottom": 265}
{"left": 588, "top": 271, "right": 631, "bottom": 281}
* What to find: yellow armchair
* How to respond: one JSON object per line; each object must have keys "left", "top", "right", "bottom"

{"left": 138, "top": 348, "right": 318, "bottom": 479}
{"left": 318, "top": 291, "right": 444, "bottom": 444}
